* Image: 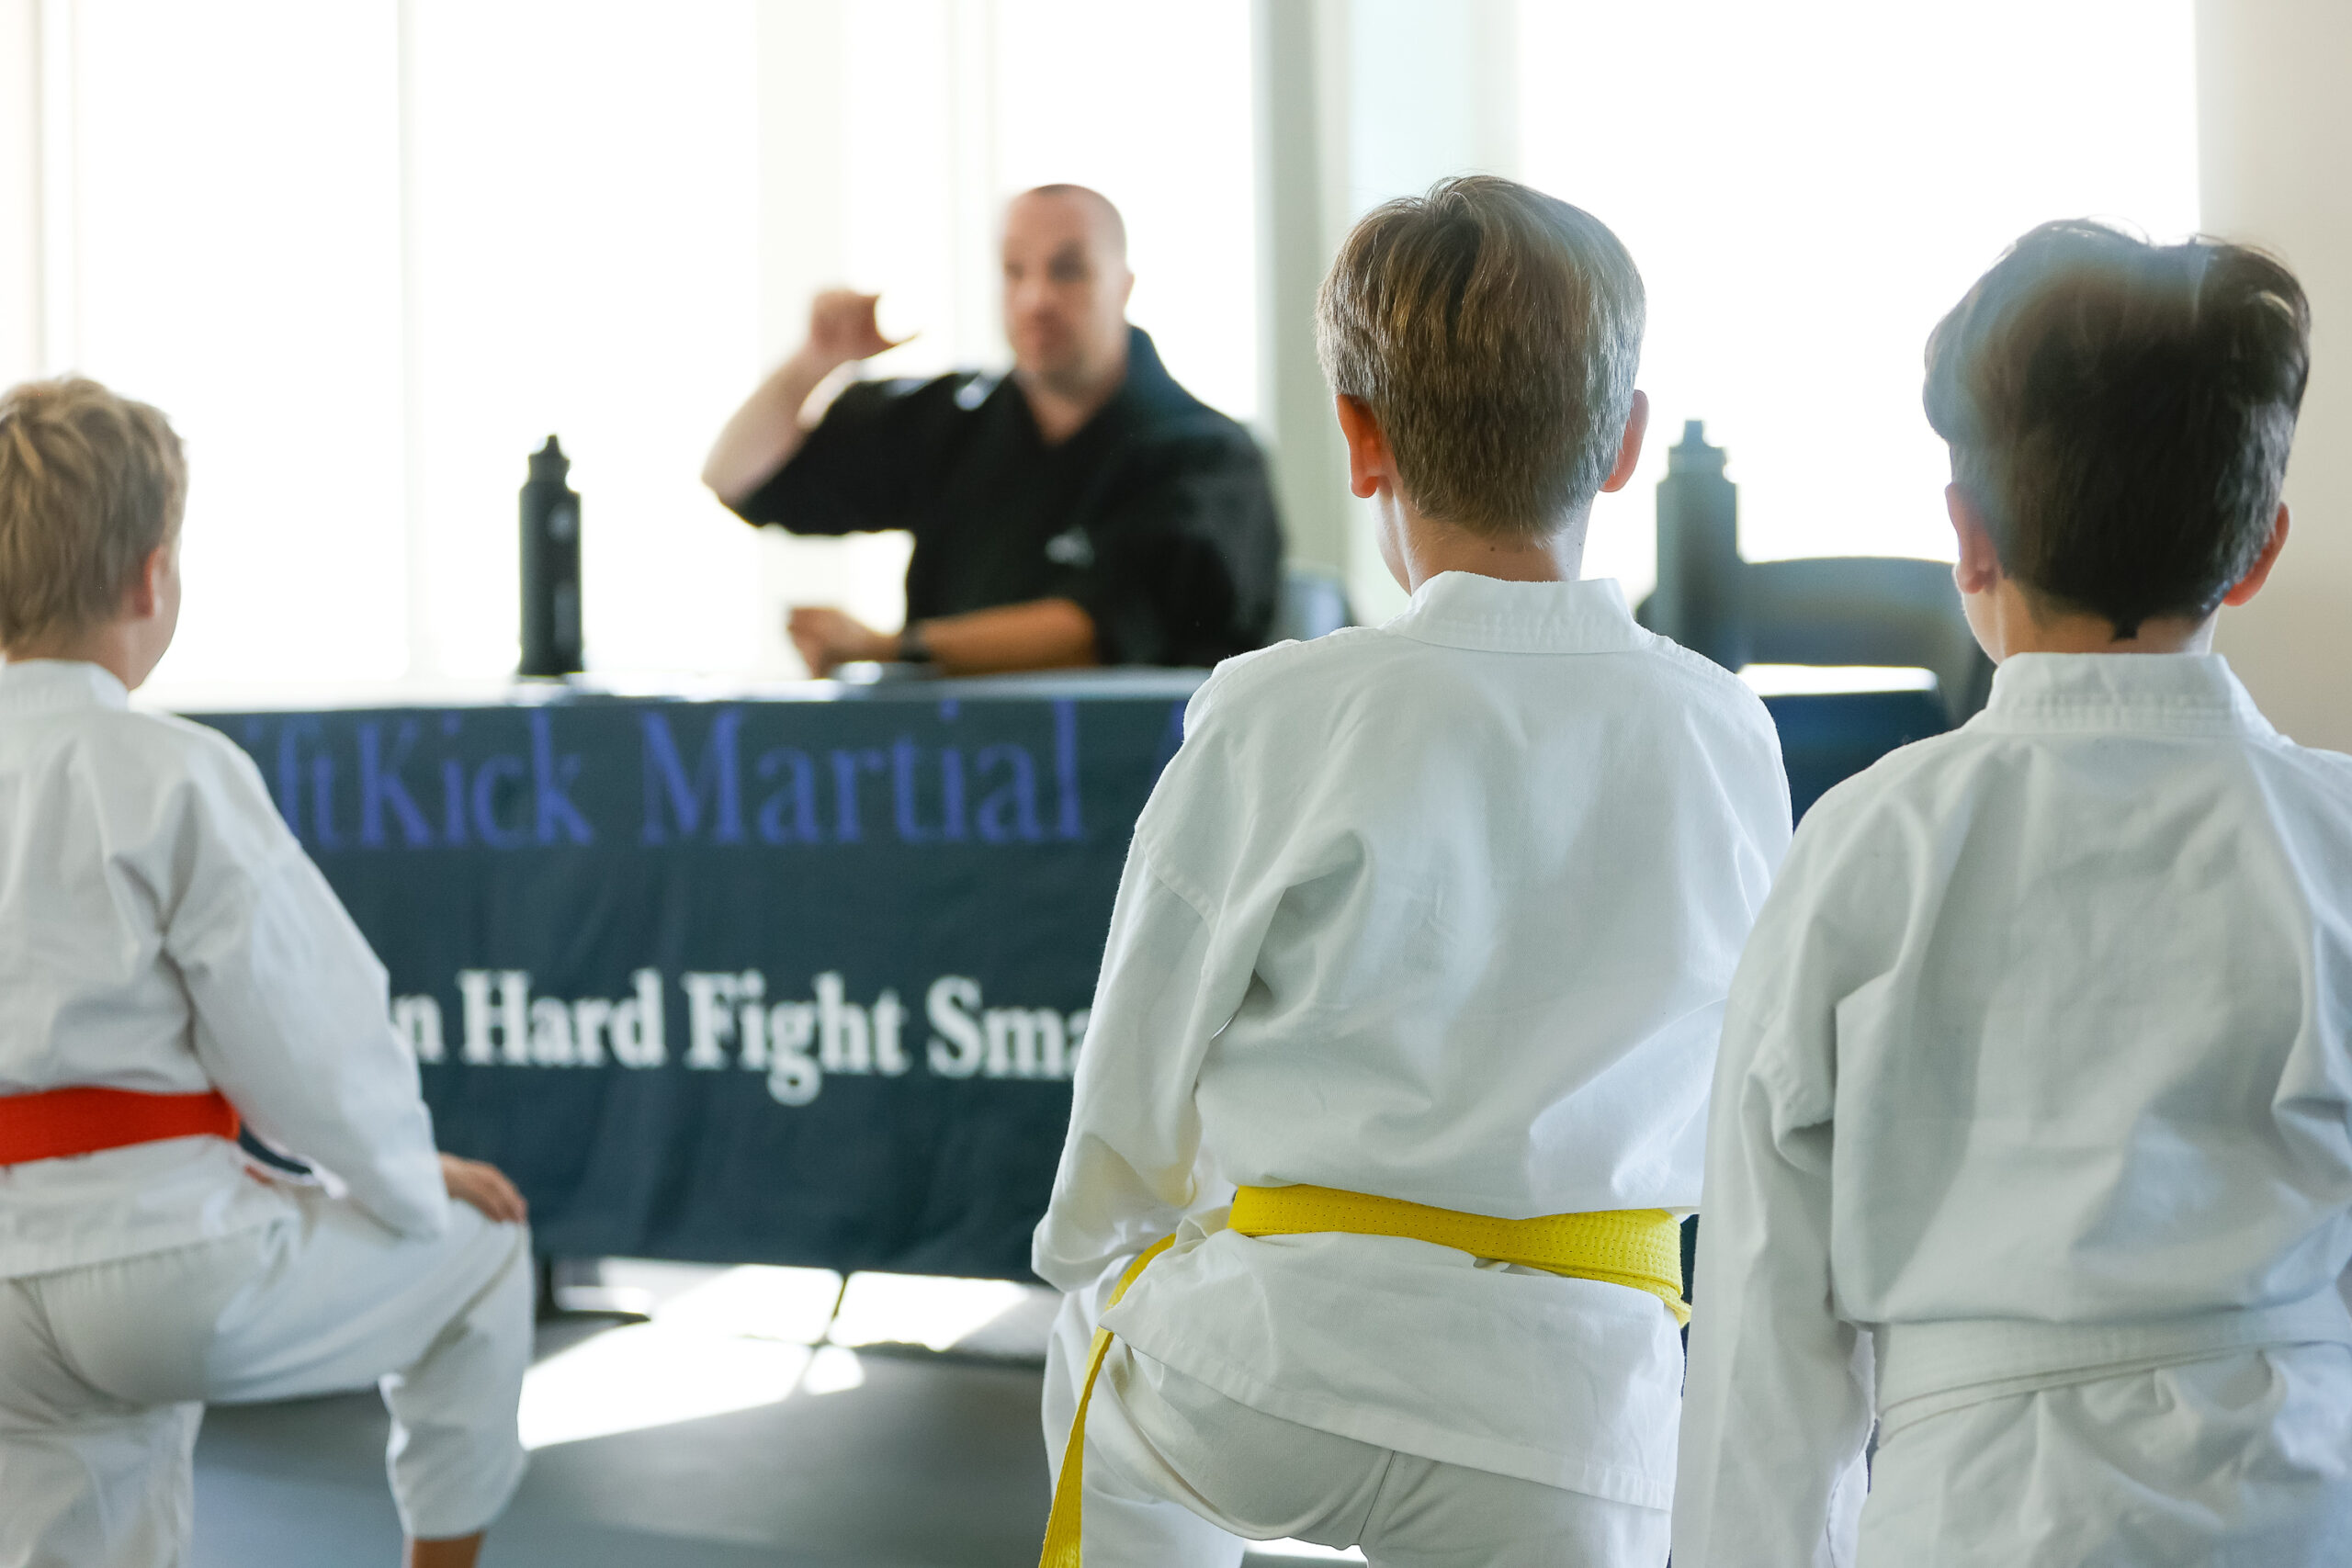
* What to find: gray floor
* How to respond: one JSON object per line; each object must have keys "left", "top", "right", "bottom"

{"left": 189, "top": 1265, "right": 1346, "bottom": 1566}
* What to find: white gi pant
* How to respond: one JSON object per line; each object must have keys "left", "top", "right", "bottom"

{"left": 0, "top": 1187, "right": 531, "bottom": 1568}
{"left": 1045, "top": 1262, "right": 1669, "bottom": 1568}
{"left": 1859, "top": 1344, "right": 2352, "bottom": 1567}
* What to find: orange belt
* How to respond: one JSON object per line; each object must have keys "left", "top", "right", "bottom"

{"left": 0, "top": 1088, "right": 241, "bottom": 1166}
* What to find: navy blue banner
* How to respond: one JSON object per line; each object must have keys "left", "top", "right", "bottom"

{"left": 189, "top": 678, "right": 1945, "bottom": 1280}
{"left": 194, "top": 683, "right": 1190, "bottom": 1279}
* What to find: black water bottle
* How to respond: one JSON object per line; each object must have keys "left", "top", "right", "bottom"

{"left": 519, "top": 436, "right": 582, "bottom": 677}
{"left": 1647, "top": 420, "right": 1747, "bottom": 671}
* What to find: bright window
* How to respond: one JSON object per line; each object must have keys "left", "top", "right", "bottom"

{"left": 46, "top": 0, "right": 1259, "bottom": 698}
{"left": 52, "top": 0, "right": 768, "bottom": 699}
{"left": 401, "top": 0, "right": 764, "bottom": 682}
{"left": 1519, "top": 0, "right": 2200, "bottom": 598}
{"left": 844, "top": 0, "right": 1261, "bottom": 423}
{"left": 64, "top": 1, "right": 408, "bottom": 688}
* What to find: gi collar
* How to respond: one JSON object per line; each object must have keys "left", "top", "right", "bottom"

{"left": 0, "top": 659, "right": 131, "bottom": 712}
{"left": 1383, "top": 572, "right": 1653, "bottom": 657}
{"left": 1976, "top": 652, "right": 2277, "bottom": 739}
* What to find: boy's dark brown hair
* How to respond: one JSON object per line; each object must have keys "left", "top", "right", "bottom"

{"left": 1317, "top": 175, "right": 1644, "bottom": 540}
{"left": 0, "top": 377, "right": 186, "bottom": 648}
{"left": 1924, "top": 220, "right": 2308, "bottom": 637}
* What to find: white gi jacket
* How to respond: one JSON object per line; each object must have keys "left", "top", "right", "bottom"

{"left": 0, "top": 660, "right": 447, "bottom": 1278}
{"left": 1675, "top": 653, "right": 2352, "bottom": 1566}
{"left": 1034, "top": 572, "right": 1791, "bottom": 1509}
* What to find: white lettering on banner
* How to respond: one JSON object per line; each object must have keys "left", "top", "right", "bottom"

{"left": 392, "top": 995, "right": 445, "bottom": 1064}
{"left": 453, "top": 969, "right": 667, "bottom": 1069}
{"left": 682, "top": 973, "right": 739, "bottom": 1069}
{"left": 527, "top": 998, "right": 576, "bottom": 1066}
{"left": 873, "top": 990, "right": 909, "bottom": 1076}
{"left": 572, "top": 998, "right": 611, "bottom": 1066}
{"left": 926, "top": 976, "right": 985, "bottom": 1078}
{"left": 608, "top": 969, "right": 667, "bottom": 1067}
{"left": 766, "top": 1001, "right": 819, "bottom": 1105}
{"left": 816, "top": 972, "right": 869, "bottom": 1074}
{"left": 984, "top": 1008, "right": 1066, "bottom": 1079}
{"left": 457, "top": 971, "right": 528, "bottom": 1066}
{"left": 395, "top": 969, "right": 1086, "bottom": 1104}
{"left": 736, "top": 971, "right": 768, "bottom": 1071}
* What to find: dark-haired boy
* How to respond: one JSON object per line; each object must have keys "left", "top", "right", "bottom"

{"left": 1674, "top": 221, "right": 2352, "bottom": 1566}
{"left": 1032, "top": 177, "right": 1790, "bottom": 1566}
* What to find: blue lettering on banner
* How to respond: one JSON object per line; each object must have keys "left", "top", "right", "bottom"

{"left": 358, "top": 720, "right": 432, "bottom": 849}
{"left": 212, "top": 693, "right": 1132, "bottom": 854}
{"left": 754, "top": 746, "right": 820, "bottom": 844}
{"left": 641, "top": 707, "right": 744, "bottom": 845}
{"left": 439, "top": 715, "right": 467, "bottom": 846}
{"left": 531, "top": 710, "right": 593, "bottom": 845}
{"left": 471, "top": 755, "right": 529, "bottom": 849}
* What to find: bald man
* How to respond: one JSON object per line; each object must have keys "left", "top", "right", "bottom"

{"left": 704, "top": 186, "right": 1284, "bottom": 676}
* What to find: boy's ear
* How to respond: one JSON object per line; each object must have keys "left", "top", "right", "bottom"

{"left": 123, "top": 545, "right": 163, "bottom": 620}
{"left": 1947, "top": 485, "right": 2003, "bottom": 597}
{"left": 2221, "top": 502, "right": 2290, "bottom": 608}
{"left": 1333, "top": 394, "right": 1392, "bottom": 502}
{"left": 125, "top": 541, "right": 170, "bottom": 620}
{"left": 1597, "top": 390, "right": 1650, "bottom": 494}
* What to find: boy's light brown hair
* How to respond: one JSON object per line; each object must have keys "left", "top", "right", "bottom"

{"left": 1317, "top": 175, "right": 1644, "bottom": 539}
{"left": 0, "top": 377, "right": 186, "bottom": 649}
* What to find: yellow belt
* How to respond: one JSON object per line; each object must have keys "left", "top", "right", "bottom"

{"left": 1039, "top": 1186, "right": 1686, "bottom": 1568}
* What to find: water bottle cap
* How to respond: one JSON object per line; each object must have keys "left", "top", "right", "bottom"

{"left": 1668, "top": 420, "right": 1726, "bottom": 475}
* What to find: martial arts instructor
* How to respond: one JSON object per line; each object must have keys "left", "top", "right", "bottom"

{"left": 702, "top": 185, "right": 1284, "bottom": 676}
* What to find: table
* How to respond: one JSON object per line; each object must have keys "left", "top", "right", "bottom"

{"left": 188, "top": 673, "right": 1948, "bottom": 1280}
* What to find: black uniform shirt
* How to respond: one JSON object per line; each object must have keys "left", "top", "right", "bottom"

{"left": 728, "top": 326, "right": 1284, "bottom": 667}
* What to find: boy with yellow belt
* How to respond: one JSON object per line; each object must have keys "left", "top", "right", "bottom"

{"left": 1031, "top": 177, "right": 1792, "bottom": 1567}
{"left": 0, "top": 378, "right": 533, "bottom": 1568}
{"left": 1673, "top": 224, "right": 2352, "bottom": 1566}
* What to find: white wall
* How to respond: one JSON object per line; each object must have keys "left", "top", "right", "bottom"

{"left": 2199, "top": 0, "right": 2352, "bottom": 750}
{"left": 0, "top": 1, "right": 34, "bottom": 390}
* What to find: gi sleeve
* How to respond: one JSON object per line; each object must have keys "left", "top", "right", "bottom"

{"left": 1673, "top": 805, "right": 1883, "bottom": 1568}
{"left": 1065, "top": 425, "right": 1284, "bottom": 669}
{"left": 724, "top": 374, "right": 968, "bottom": 537}
{"left": 1032, "top": 679, "right": 1273, "bottom": 1287}
{"left": 161, "top": 734, "right": 450, "bottom": 1240}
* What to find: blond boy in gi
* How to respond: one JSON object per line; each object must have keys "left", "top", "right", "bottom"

{"left": 0, "top": 378, "right": 534, "bottom": 1568}
{"left": 1674, "top": 223, "right": 2352, "bottom": 1566}
{"left": 1032, "top": 177, "right": 1792, "bottom": 1567}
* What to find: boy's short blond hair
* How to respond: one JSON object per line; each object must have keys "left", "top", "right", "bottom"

{"left": 0, "top": 377, "right": 186, "bottom": 648}
{"left": 1316, "top": 175, "right": 1644, "bottom": 539}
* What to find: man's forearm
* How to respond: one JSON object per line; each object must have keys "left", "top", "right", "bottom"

{"left": 701, "top": 346, "right": 842, "bottom": 505}
{"left": 904, "top": 598, "right": 1101, "bottom": 674}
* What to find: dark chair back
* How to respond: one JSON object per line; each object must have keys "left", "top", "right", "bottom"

{"left": 1637, "top": 422, "right": 1992, "bottom": 726}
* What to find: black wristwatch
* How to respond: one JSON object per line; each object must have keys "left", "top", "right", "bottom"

{"left": 898, "top": 621, "right": 934, "bottom": 664}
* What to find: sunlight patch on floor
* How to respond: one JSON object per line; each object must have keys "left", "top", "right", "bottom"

{"left": 519, "top": 1264, "right": 1040, "bottom": 1448}
{"left": 651, "top": 1263, "right": 844, "bottom": 1342}
{"left": 520, "top": 1325, "right": 813, "bottom": 1449}
{"left": 828, "top": 1271, "right": 1032, "bottom": 1352}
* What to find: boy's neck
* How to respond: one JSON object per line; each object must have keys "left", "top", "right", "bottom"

{"left": 1391, "top": 505, "right": 1586, "bottom": 593}
{"left": 4, "top": 622, "right": 153, "bottom": 691}
{"left": 1973, "top": 578, "right": 2213, "bottom": 660}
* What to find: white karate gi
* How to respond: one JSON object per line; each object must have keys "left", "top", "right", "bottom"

{"left": 0, "top": 660, "right": 531, "bottom": 1566}
{"left": 1034, "top": 573, "right": 1792, "bottom": 1565}
{"left": 1675, "top": 653, "right": 2352, "bottom": 1568}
